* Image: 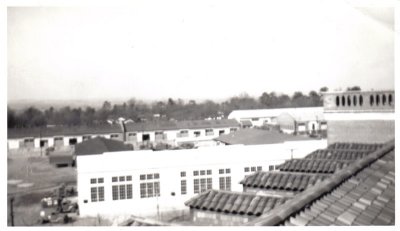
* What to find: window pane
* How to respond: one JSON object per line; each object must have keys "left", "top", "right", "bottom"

{"left": 200, "top": 179, "right": 206, "bottom": 192}
{"left": 207, "top": 170, "right": 212, "bottom": 175}
{"left": 91, "top": 187, "right": 97, "bottom": 202}
{"left": 140, "top": 183, "right": 147, "bottom": 198}
{"left": 226, "top": 169, "right": 231, "bottom": 174}
{"left": 154, "top": 173, "right": 160, "bottom": 179}
{"left": 181, "top": 180, "right": 187, "bottom": 195}
{"left": 244, "top": 167, "right": 249, "bottom": 172}
{"left": 219, "top": 169, "right": 224, "bottom": 174}
{"left": 112, "top": 177, "right": 118, "bottom": 182}
{"left": 90, "top": 178, "right": 97, "bottom": 184}
{"left": 200, "top": 170, "right": 205, "bottom": 176}
{"left": 147, "top": 174, "right": 153, "bottom": 180}
{"left": 119, "top": 176, "right": 125, "bottom": 182}
{"left": 207, "top": 178, "right": 212, "bottom": 190}
{"left": 127, "top": 184, "right": 133, "bottom": 199}
{"left": 147, "top": 183, "right": 154, "bottom": 198}
{"left": 194, "top": 179, "right": 199, "bottom": 194}
{"left": 269, "top": 165, "right": 274, "bottom": 171}
{"left": 219, "top": 177, "right": 225, "bottom": 190}
{"left": 112, "top": 185, "right": 119, "bottom": 200}
{"left": 119, "top": 185, "right": 126, "bottom": 200}
{"left": 98, "top": 187, "right": 104, "bottom": 201}
{"left": 140, "top": 175, "right": 146, "bottom": 180}
{"left": 98, "top": 178, "right": 104, "bottom": 184}
{"left": 126, "top": 176, "right": 132, "bottom": 181}
{"left": 181, "top": 171, "right": 186, "bottom": 177}
{"left": 154, "top": 182, "right": 160, "bottom": 196}
{"left": 193, "top": 171, "right": 199, "bottom": 176}
{"left": 226, "top": 177, "right": 231, "bottom": 191}
{"left": 251, "top": 167, "right": 256, "bottom": 172}
{"left": 257, "top": 166, "right": 262, "bottom": 171}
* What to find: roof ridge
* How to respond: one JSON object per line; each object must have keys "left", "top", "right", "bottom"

{"left": 245, "top": 139, "right": 395, "bottom": 226}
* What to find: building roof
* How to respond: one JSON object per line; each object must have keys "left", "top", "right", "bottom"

{"left": 245, "top": 140, "right": 395, "bottom": 226}
{"left": 75, "top": 137, "right": 132, "bottom": 155}
{"left": 240, "top": 172, "right": 329, "bottom": 192}
{"left": 124, "top": 119, "right": 240, "bottom": 132}
{"left": 119, "top": 215, "right": 173, "bottom": 226}
{"left": 185, "top": 190, "right": 289, "bottom": 216}
{"left": 277, "top": 159, "right": 351, "bottom": 174}
{"left": 228, "top": 107, "right": 324, "bottom": 121}
{"left": 49, "top": 154, "right": 74, "bottom": 165}
{"left": 215, "top": 129, "right": 315, "bottom": 145}
{"left": 8, "top": 124, "right": 123, "bottom": 139}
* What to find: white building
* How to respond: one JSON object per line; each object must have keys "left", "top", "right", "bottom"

{"left": 76, "top": 139, "right": 327, "bottom": 219}
{"left": 228, "top": 107, "right": 324, "bottom": 129}
{"left": 124, "top": 119, "right": 240, "bottom": 149}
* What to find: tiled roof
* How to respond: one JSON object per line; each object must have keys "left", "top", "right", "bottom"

{"left": 326, "top": 142, "right": 383, "bottom": 151}
{"left": 240, "top": 172, "right": 328, "bottom": 192}
{"left": 304, "top": 149, "right": 373, "bottom": 161}
{"left": 215, "top": 129, "right": 314, "bottom": 145}
{"left": 125, "top": 119, "right": 240, "bottom": 132}
{"left": 185, "top": 190, "right": 289, "bottom": 216}
{"left": 75, "top": 137, "right": 132, "bottom": 155}
{"left": 277, "top": 159, "right": 350, "bottom": 174}
{"left": 8, "top": 124, "right": 123, "bottom": 139}
{"left": 245, "top": 140, "right": 395, "bottom": 226}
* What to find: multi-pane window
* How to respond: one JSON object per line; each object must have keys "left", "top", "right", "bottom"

{"left": 193, "top": 169, "right": 213, "bottom": 194}
{"left": 269, "top": 165, "right": 275, "bottom": 171}
{"left": 177, "top": 130, "right": 189, "bottom": 138}
{"left": 181, "top": 180, "right": 187, "bottom": 195}
{"left": 219, "top": 168, "right": 231, "bottom": 191}
{"left": 244, "top": 166, "right": 262, "bottom": 173}
{"left": 90, "top": 177, "right": 104, "bottom": 202}
{"left": 180, "top": 171, "right": 186, "bottom": 177}
{"left": 194, "top": 131, "right": 201, "bottom": 137}
{"left": 139, "top": 173, "right": 160, "bottom": 198}
{"left": 230, "top": 128, "right": 238, "bottom": 132}
{"left": 205, "top": 129, "right": 214, "bottom": 136}
{"left": 111, "top": 175, "right": 132, "bottom": 200}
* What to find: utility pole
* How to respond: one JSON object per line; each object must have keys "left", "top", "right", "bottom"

{"left": 10, "top": 197, "right": 14, "bottom": 226}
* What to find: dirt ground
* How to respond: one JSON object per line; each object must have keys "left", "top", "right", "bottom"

{"left": 7, "top": 153, "right": 77, "bottom": 226}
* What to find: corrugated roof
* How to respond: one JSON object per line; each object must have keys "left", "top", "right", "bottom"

{"left": 75, "top": 137, "right": 132, "bottom": 155}
{"left": 8, "top": 124, "right": 123, "bottom": 139}
{"left": 125, "top": 119, "right": 240, "bottom": 132}
{"left": 245, "top": 140, "right": 395, "bottom": 226}
{"left": 215, "top": 129, "right": 314, "bottom": 145}
{"left": 184, "top": 190, "right": 289, "bottom": 216}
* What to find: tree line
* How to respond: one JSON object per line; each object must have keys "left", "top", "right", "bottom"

{"left": 7, "top": 86, "right": 361, "bottom": 129}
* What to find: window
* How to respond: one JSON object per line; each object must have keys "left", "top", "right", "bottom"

{"left": 142, "top": 134, "right": 150, "bottom": 141}
{"left": 251, "top": 167, "right": 256, "bottom": 172}
{"left": 336, "top": 96, "right": 340, "bottom": 106}
{"left": 111, "top": 175, "right": 133, "bottom": 201}
{"left": 347, "top": 95, "right": 351, "bottom": 106}
{"left": 389, "top": 94, "right": 393, "bottom": 105}
{"left": 128, "top": 133, "right": 136, "bottom": 137}
{"left": 219, "top": 169, "right": 224, "bottom": 174}
{"left": 194, "top": 131, "right": 201, "bottom": 137}
{"left": 194, "top": 179, "right": 200, "bottom": 194}
{"left": 376, "top": 95, "right": 380, "bottom": 105}
{"left": 219, "top": 176, "right": 231, "bottom": 191}
{"left": 382, "top": 95, "right": 387, "bottom": 105}
{"left": 370, "top": 95, "right": 374, "bottom": 106}
{"left": 230, "top": 128, "right": 238, "bottom": 132}
{"left": 90, "top": 177, "right": 105, "bottom": 202}
{"left": 181, "top": 171, "right": 186, "bottom": 177}
{"left": 269, "top": 165, "right": 274, "bottom": 171}
{"left": 181, "top": 180, "right": 187, "bottom": 195}
{"left": 226, "top": 169, "right": 231, "bottom": 174}
{"left": 245, "top": 166, "right": 259, "bottom": 173}
{"left": 353, "top": 95, "right": 357, "bottom": 106}
{"left": 205, "top": 129, "right": 214, "bottom": 136}
{"left": 178, "top": 130, "right": 189, "bottom": 138}
{"left": 342, "top": 96, "right": 345, "bottom": 106}
{"left": 219, "top": 130, "right": 225, "bottom": 135}
{"left": 244, "top": 167, "right": 249, "bottom": 172}
{"left": 193, "top": 169, "right": 213, "bottom": 194}
{"left": 257, "top": 166, "right": 262, "bottom": 171}
{"left": 138, "top": 173, "right": 160, "bottom": 198}
{"left": 251, "top": 118, "right": 259, "bottom": 121}
{"left": 110, "top": 134, "right": 119, "bottom": 138}
{"left": 359, "top": 95, "right": 363, "bottom": 106}
{"left": 193, "top": 171, "right": 199, "bottom": 176}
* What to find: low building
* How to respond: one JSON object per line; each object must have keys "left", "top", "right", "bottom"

{"left": 276, "top": 110, "right": 325, "bottom": 135}
{"left": 228, "top": 107, "right": 324, "bottom": 129}
{"left": 123, "top": 119, "right": 240, "bottom": 149}
{"left": 76, "top": 139, "right": 327, "bottom": 219}
{"left": 7, "top": 124, "right": 124, "bottom": 152}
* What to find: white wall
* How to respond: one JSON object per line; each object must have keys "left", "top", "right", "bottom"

{"left": 8, "top": 139, "right": 20, "bottom": 149}
{"left": 77, "top": 139, "right": 327, "bottom": 218}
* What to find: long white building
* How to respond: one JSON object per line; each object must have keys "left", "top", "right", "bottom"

{"left": 77, "top": 139, "right": 327, "bottom": 219}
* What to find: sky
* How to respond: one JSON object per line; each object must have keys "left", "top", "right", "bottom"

{"left": 6, "top": 0, "right": 395, "bottom": 102}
